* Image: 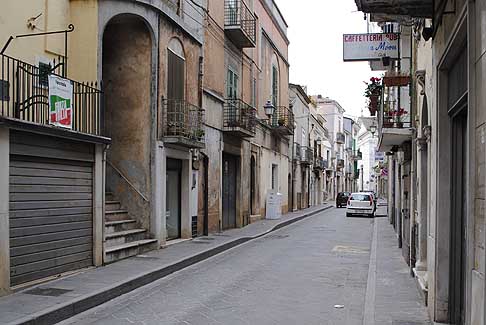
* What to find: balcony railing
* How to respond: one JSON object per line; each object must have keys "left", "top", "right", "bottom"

{"left": 381, "top": 99, "right": 412, "bottom": 129}
{"left": 313, "top": 157, "right": 328, "bottom": 170}
{"left": 161, "top": 99, "right": 205, "bottom": 148}
{"left": 224, "top": 0, "right": 256, "bottom": 48}
{"left": 271, "top": 106, "right": 294, "bottom": 136}
{"left": 0, "top": 54, "right": 103, "bottom": 136}
{"left": 336, "top": 132, "right": 345, "bottom": 144}
{"left": 293, "top": 142, "right": 301, "bottom": 161}
{"left": 301, "top": 147, "right": 313, "bottom": 165}
{"left": 224, "top": 98, "right": 256, "bottom": 137}
{"left": 336, "top": 159, "right": 345, "bottom": 169}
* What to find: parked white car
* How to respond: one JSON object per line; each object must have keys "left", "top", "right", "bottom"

{"left": 346, "top": 193, "right": 375, "bottom": 218}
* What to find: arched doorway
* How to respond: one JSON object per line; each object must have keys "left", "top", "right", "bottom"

{"left": 102, "top": 14, "right": 153, "bottom": 229}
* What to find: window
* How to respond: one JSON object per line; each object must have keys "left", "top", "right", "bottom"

{"left": 272, "top": 65, "right": 279, "bottom": 106}
{"left": 271, "top": 164, "right": 278, "bottom": 190}
{"left": 227, "top": 68, "right": 238, "bottom": 99}
{"left": 251, "top": 77, "right": 256, "bottom": 107}
{"left": 168, "top": 38, "right": 185, "bottom": 101}
{"left": 350, "top": 194, "right": 371, "bottom": 201}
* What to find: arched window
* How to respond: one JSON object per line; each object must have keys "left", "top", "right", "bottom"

{"left": 168, "top": 38, "right": 185, "bottom": 100}
{"left": 271, "top": 53, "right": 279, "bottom": 106}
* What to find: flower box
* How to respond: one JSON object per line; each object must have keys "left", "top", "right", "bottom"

{"left": 383, "top": 76, "right": 410, "bottom": 87}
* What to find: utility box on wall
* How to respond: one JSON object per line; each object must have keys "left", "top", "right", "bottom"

{"left": 266, "top": 191, "right": 282, "bottom": 220}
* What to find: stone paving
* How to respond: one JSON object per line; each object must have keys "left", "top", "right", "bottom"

{"left": 0, "top": 202, "right": 432, "bottom": 325}
{"left": 0, "top": 205, "right": 330, "bottom": 325}
{"left": 61, "top": 207, "right": 373, "bottom": 325}
{"left": 59, "top": 206, "right": 432, "bottom": 325}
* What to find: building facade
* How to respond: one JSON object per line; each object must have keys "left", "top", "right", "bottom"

{"left": 356, "top": 0, "right": 486, "bottom": 323}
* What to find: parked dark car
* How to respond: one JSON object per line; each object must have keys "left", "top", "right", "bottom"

{"left": 336, "top": 192, "right": 351, "bottom": 208}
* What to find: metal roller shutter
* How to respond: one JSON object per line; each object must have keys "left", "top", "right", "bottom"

{"left": 9, "top": 131, "right": 94, "bottom": 286}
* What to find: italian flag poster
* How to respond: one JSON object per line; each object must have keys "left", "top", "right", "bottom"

{"left": 48, "top": 75, "right": 73, "bottom": 129}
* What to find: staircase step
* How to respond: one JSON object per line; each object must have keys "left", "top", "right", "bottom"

{"left": 105, "top": 239, "right": 158, "bottom": 263}
{"left": 105, "top": 192, "right": 114, "bottom": 201}
{"left": 105, "top": 200, "right": 122, "bottom": 212}
{"left": 105, "top": 229, "right": 147, "bottom": 247}
{"left": 105, "top": 209, "right": 129, "bottom": 221}
{"left": 105, "top": 220, "right": 137, "bottom": 234}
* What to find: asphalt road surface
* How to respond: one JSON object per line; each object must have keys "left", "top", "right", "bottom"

{"left": 60, "top": 206, "right": 427, "bottom": 325}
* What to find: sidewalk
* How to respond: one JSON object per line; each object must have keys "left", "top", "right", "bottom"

{"left": 364, "top": 216, "right": 431, "bottom": 325}
{"left": 0, "top": 204, "right": 331, "bottom": 325}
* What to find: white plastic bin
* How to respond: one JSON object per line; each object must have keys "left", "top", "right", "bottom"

{"left": 266, "top": 191, "right": 282, "bottom": 220}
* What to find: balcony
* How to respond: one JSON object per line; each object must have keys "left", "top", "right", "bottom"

{"left": 336, "top": 132, "right": 345, "bottom": 144}
{"left": 352, "top": 150, "right": 363, "bottom": 160}
{"left": 313, "top": 157, "right": 328, "bottom": 171}
{"left": 271, "top": 106, "right": 294, "bottom": 136}
{"left": 301, "top": 147, "right": 313, "bottom": 166}
{"left": 355, "top": 0, "right": 433, "bottom": 18}
{"left": 378, "top": 97, "right": 413, "bottom": 152}
{"left": 224, "top": 98, "right": 256, "bottom": 137}
{"left": 161, "top": 99, "right": 205, "bottom": 148}
{"left": 293, "top": 143, "right": 302, "bottom": 161}
{"left": 336, "top": 159, "right": 345, "bottom": 170}
{"left": 0, "top": 54, "right": 102, "bottom": 136}
{"left": 224, "top": 0, "right": 256, "bottom": 48}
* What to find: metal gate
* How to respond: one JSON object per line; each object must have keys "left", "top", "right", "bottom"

{"left": 222, "top": 154, "right": 237, "bottom": 230}
{"left": 9, "top": 131, "right": 94, "bottom": 286}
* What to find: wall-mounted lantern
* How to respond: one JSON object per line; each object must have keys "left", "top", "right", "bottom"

{"left": 264, "top": 100, "right": 275, "bottom": 118}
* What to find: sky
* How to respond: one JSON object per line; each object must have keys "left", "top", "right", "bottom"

{"left": 277, "top": 0, "right": 379, "bottom": 117}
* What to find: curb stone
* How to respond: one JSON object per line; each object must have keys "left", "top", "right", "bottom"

{"left": 11, "top": 205, "right": 332, "bottom": 325}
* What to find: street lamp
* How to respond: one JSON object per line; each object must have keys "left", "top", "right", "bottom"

{"left": 264, "top": 100, "right": 275, "bottom": 120}
{"left": 370, "top": 123, "right": 377, "bottom": 137}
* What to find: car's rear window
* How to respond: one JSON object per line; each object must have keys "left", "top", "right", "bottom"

{"left": 350, "top": 194, "right": 371, "bottom": 201}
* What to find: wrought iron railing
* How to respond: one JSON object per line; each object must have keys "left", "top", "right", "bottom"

{"left": 301, "top": 147, "right": 313, "bottom": 164}
{"left": 314, "top": 157, "right": 327, "bottom": 170}
{"left": 0, "top": 54, "right": 103, "bottom": 135}
{"left": 224, "top": 98, "right": 256, "bottom": 136}
{"left": 271, "top": 106, "right": 294, "bottom": 135}
{"left": 380, "top": 99, "right": 412, "bottom": 129}
{"left": 224, "top": 0, "right": 256, "bottom": 44}
{"left": 336, "top": 132, "right": 345, "bottom": 144}
{"left": 293, "top": 142, "right": 301, "bottom": 160}
{"left": 161, "top": 99, "right": 205, "bottom": 142}
{"left": 337, "top": 159, "right": 345, "bottom": 169}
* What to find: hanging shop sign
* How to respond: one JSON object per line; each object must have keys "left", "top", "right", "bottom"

{"left": 48, "top": 75, "right": 73, "bottom": 129}
{"left": 343, "top": 33, "right": 400, "bottom": 62}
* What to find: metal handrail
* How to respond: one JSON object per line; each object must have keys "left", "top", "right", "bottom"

{"left": 224, "top": 0, "right": 256, "bottom": 43}
{"left": 107, "top": 160, "right": 149, "bottom": 202}
{"left": 161, "top": 99, "right": 205, "bottom": 141}
{"left": 224, "top": 98, "right": 257, "bottom": 134}
{"left": 0, "top": 53, "right": 102, "bottom": 135}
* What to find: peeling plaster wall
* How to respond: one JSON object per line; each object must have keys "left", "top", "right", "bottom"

{"left": 103, "top": 16, "right": 153, "bottom": 230}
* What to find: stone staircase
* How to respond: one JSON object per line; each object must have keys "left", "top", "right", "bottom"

{"left": 104, "top": 193, "right": 158, "bottom": 263}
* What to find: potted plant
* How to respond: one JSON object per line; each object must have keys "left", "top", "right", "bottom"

{"left": 278, "top": 117, "right": 286, "bottom": 126}
{"left": 364, "top": 77, "right": 382, "bottom": 116}
{"left": 195, "top": 129, "right": 205, "bottom": 140}
{"left": 392, "top": 108, "right": 408, "bottom": 128}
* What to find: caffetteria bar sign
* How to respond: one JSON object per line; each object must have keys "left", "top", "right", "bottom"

{"left": 343, "top": 33, "right": 400, "bottom": 62}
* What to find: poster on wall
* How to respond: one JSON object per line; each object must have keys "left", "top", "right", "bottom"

{"left": 343, "top": 33, "right": 400, "bottom": 62}
{"left": 48, "top": 75, "right": 73, "bottom": 129}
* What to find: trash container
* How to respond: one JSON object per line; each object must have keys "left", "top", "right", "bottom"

{"left": 266, "top": 191, "right": 282, "bottom": 220}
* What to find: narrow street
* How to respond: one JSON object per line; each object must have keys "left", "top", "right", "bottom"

{"left": 60, "top": 207, "right": 429, "bottom": 325}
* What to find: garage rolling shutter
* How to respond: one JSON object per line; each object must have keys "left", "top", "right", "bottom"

{"left": 9, "top": 131, "right": 94, "bottom": 286}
